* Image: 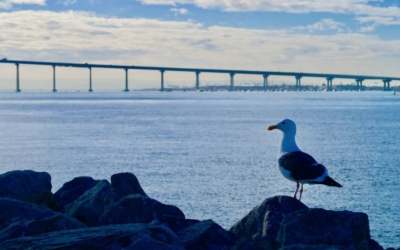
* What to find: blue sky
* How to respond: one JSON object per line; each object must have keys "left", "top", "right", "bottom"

{"left": 0, "top": 0, "right": 399, "bottom": 89}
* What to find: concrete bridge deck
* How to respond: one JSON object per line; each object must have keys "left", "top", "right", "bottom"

{"left": 1, "top": 59, "right": 399, "bottom": 92}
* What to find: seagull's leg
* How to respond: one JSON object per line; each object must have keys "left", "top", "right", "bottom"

{"left": 294, "top": 182, "right": 299, "bottom": 199}
{"left": 299, "top": 183, "right": 304, "bottom": 201}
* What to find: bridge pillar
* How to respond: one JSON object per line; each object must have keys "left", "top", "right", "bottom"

{"left": 52, "top": 65, "right": 57, "bottom": 92}
{"left": 263, "top": 74, "right": 268, "bottom": 90}
{"left": 295, "top": 76, "right": 302, "bottom": 90}
{"left": 356, "top": 79, "right": 364, "bottom": 91}
{"left": 195, "top": 71, "right": 200, "bottom": 90}
{"left": 230, "top": 73, "right": 235, "bottom": 91}
{"left": 383, "top": 79, "right": 391, "bottom": 91}
{"left": 326, "top": 77, "right": 333, "bottom": 91}
{"left": 16, "top": 63, "right": 21, "bottom": 92}
{"left": 88, "top": 67, "right": 93, "bottom": 92}
{"left": 124, "top": 68, "right": 129, "bottom": 92}
{"left": 160, "top": 70, "right": 165, "bottom": 91}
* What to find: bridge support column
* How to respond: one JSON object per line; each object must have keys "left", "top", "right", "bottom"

{"left": 230, "top": 73, "right": 235, "bottom": 91}
{"left": 160, "top": 70, "right": 165, "bottom": 91}
{"left": 295, "top": 76, "right": 302, "bottom": 90}
{"left": 383, "top": 79, "right": 391, "bottom": 91}
{"left": 195, "top": 71, "right": 200, "bottom": 90}
{"left": 15, "top": 63, "right": 21, "bottom": 92}
{"left": 326, "top": 77, "right": 333, "bottom": 91}
{"left": 356, "top": 79, "right": 364, "bottom": 91}
{"left": 52, "top": 65, "right": 57, "bottom": 92}
{"left": 124, "top": 68, "right": 129, "bottom": 92}
{"left": 88, "top": 67, "right": 93, "bottom": 92}
{"left": 263, "top": 74, "right": 268, "bottom": 90}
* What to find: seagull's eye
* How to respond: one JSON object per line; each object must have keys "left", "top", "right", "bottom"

{"left": 282, "top": 122, "right": 286, "bottom": 125}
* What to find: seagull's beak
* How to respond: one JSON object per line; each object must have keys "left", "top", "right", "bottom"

{"left": 268, "top": 125, "right": 278, "bottom": 131}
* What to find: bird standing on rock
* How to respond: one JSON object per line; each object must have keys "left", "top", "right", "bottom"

{"left": 268, "top": 119, "right": 342, "bottom": 201}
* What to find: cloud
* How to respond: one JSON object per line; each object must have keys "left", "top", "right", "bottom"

{"left": 0, "top": 10, "right": 399, "bottom": 88}
{"left": 138, "top": 0, "right": 400, "bottom": 17}
{"left": 170, "top": 7, "right": 189, "bottom": 15}
{"left": 58, "top": 0, "right": 77, "bottom": 6}
{"left": 356, "top": 15, "right": 400, "bottom": 31}
{"left": 0, "top": 0, "right": 45, "bottom": 9}
{"left": 296, "top": 19, "right": 349, "bottom": 32}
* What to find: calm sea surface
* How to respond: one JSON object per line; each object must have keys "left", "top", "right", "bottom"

{"left": 0, "top": 91, "right": 399, "bottom": 247}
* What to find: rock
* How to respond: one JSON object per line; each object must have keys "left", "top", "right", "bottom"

{"left": 110, "top": 172, "right": 147, "bottom": 200}
{"left": 55, "top": 173, "right": 147, "bottom": 213}
{"left": 178, "top": 219, "right": 238, "bottom": 250}
{"left": 0, "top": 198, "right": 86, "bottom": 242}
{"left": 230, "top": 237, "right": 273, "bottom": 250}
{"left": 368, "top": 239, "right": 384, "bottom": 250}
{"left": 152, "top": 215, "right": 200, "bottom": 234}
{"left": 279, "top": 244, "right": 355, "bottom": 250}
{"left": 64, "top": 180, "right": 113, "bottom": 226}
{"left": 0, "top": 223, "right": 184, "bottom": 250}
{"left": 54, "top": 176, "right": 99, "bottom": 212}
{"left": 229, "top": 196, "right": 308, "bottom": 242}
{"left": 98, "top": 194, "right": 185, "bottom": 226}
{"left": 276, "top": 208, "right": 372, "bottom": 250}
{"left": 0, "top": 170, "right": 57, "bottom": 210}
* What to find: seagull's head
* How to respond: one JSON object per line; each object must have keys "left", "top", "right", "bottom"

{"left": 268, "top": 119, "right": 296, "bottom": 134}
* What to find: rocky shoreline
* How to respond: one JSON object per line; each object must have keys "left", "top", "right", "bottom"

{"left": 0, "top": 170, "right": 397, "bottom": 250}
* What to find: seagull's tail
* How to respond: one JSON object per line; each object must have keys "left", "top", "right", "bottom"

{"left": 321, "top": 176, "right": 342, "bottom": 187}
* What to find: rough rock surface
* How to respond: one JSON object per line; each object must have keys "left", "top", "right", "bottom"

{"left": 98, "top": 194, "right": 185, "bottom": 226}
{"left": 230, "top": 237, "right": 273, "bottom": 250}
{"left": 279, "top": 244, "right": 356, "bottom": 250}
{"left": 110, "top": 172, "right": 147, "bottom": 200}
{"left": 0, "top": 170, "right": 57, "bottom": 210}
{"left": 0, "top": 223, "right": 184, "bottom": 250}
{"left": 152, "top": 215, "right": 200, "bottom": 234}
{"left": 276, "top": 208, "right": 373, "bottom": 250}
{"left": 229, "top": 195, "right": 308, "bottom": 241}
{"left": 64, "top": 180, "right": 113, "bottom": 226}
{"left": 54, "top": 176, "right": 99, "bottom": 212}
{"left": 0, "top": 197, "right": 86, "bottom": 242}
{"left": 178, "top": 219, "right": 238, "bottom": 250}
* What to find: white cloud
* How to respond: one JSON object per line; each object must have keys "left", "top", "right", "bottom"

{"left": 356, "top": 15, "right": 400, "bottom": 31}
{"left": 0, "top": 10, "right": 399, "bottom": 89}
{"left": 170, "top": 7, "right": 189, "bottom": 15}
{"left": 0, "top": 0, "right": 45, "bottom": 9}
{"left": 296, "top": 18, "right": 348, "bottom": 32}
{"left": 138, "top": 0, "right": 400, "bottom": 17}
{"left": 58, "top": 0, "right": 77, "bottom": 6}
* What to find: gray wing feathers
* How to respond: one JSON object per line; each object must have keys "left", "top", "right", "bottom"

{"left": 278, "top": 151, "right": 326, "bottom": 181}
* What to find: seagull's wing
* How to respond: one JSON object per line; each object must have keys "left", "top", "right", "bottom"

{"left": 278, "top": 151, "right": 327, "bottom": 181}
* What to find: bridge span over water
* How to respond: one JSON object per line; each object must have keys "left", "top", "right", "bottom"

{"left": 1, "top": 59, "right": 399, "bottom": 92}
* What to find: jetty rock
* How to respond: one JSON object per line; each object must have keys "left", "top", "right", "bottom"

{"left": 0, "top": 170, "right": 393, "bottom": 250}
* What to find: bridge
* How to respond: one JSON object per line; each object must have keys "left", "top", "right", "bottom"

{"left": 1, "top": 59, "right": 399, "bottom": 92}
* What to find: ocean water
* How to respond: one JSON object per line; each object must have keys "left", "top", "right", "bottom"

{"left": 0, "top": 91, "right": 399, "bottom": 248}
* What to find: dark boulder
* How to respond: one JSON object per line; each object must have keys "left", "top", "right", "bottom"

{"left": 0, "top": 198, "right": 86, "bottom": 242}
{"left": 0, "top": 170, "right": 58, "bottom": 210}
{"left": 178, "top": 219, "right": 238, "bottom": 250}
{"left": 64, "top": 180, "right": 113, "bottom": 226}
{"left": 98, "top": 194, "right": 185, "bottom": 226}
{"left": 229, "top": 237, "right": 273, "bottom": 250}
{"left": 279, "top": 244, "right": 355, "bottom": 250}
{"left": 110, "top": 172, "right": 147, "bottom": 200}
{"left": 276, "top": 208, "right": 376, "bottom": 250}
{"left": 0, "top": 223, "right": 184, "bottom": 250}
{"left": 54, "top": 176, "right": 99, "bottom": 212}
{"left": 229, "top": 196, "right": 307, "bottom": 242}
{"left": 152, "top": 215, "right": 200, "bottom": 234}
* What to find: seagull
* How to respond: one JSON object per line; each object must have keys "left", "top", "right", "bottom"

{"left": 268, "top": 119, "right": 342, "bottom": 200}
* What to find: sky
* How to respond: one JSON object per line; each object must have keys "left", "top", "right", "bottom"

{"left": 0, "top": 0, "right": 400, "bottom": 90}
